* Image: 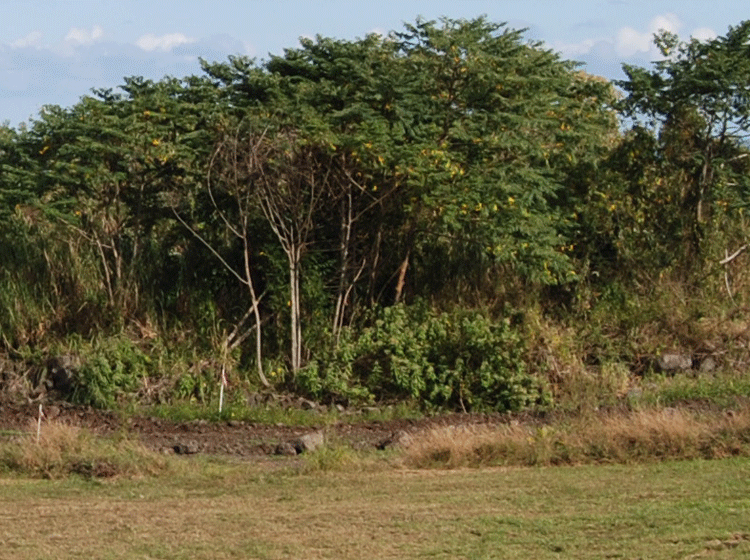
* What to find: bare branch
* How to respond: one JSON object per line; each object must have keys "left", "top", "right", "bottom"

{"left": 170, "top": 204, "right": 249, "bottom": 287}
{"left": 720, "top": 244, "right": 747, "bottom": 265}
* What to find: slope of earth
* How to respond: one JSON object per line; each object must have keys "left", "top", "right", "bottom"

{"left": 0, "top": 400, "right": 521, "bottom": 458}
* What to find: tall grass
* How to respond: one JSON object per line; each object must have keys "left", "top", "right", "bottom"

{"left": 0, "top": 420, "right": 170, "bottom": 479}
{"left": 401, "top": 403, "right": 750, "bottom": 468}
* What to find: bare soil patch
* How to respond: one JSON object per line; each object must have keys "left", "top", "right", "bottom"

{"left": 0, "top": 399, "right": 518, "bottom": 458}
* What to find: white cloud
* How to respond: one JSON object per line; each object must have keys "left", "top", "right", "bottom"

{"left": 692, "top": 27, "right": 718, "bottom": 42}
{"left": 648, "top": 13, "right": 681, "bottom": 36}
{"left": 558, "top": 13, "right": 716, "bottom": 65}
{"left": 555, "top": 38, "right": 599, "bottom": 57}
{"left": 136, "top": 32, "right": 195, "bottom": 52}
{"left": 11, "top": 31, "right": 43, "bottom": 49}
{"left": 65, "top": 25, "right": 104, "bottom": 46}
{"left": 615, "top": 13, "right": 681, "bottom": 57}
{"left": 551, "top": 13, "right": 721, "bottom": 82}
{"left": 615, "top": 26, "right": 654, "bottom": 57}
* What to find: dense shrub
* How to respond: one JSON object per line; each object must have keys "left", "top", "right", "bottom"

{"left": 71, "top": 337, "right": 151, "bottom": 409}
{"left": 298, "top": 303, "right": 547, "bottom": 412}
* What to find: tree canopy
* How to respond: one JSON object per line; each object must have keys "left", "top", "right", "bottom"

{"left": 2, "top": 17, "right": 750, "bottom": 412}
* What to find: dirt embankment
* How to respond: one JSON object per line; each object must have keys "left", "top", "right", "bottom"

{"left": 0, "top": 400, "right": 517, "bottom": 458}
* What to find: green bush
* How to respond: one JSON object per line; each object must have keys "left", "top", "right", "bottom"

{"left": 299, "top": 303, "right": 547, "bottom": 412}
{"left": 72, "top": 336, "right": 151, "bottom": 409}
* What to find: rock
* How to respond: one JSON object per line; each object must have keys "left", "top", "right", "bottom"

{"left": 44, "top": 405, "right": 61, "bottom": 420}
{"left": 297, "top": 398, "right": 317, "bottom": 410}
{"left": 657, "top": 353, "right": 692, "bottom": 372}
{"left": 376, "top": 430, "right": 412, "bottom": 450}
{"left": 274, "top": 442, "right": 298, "bottom": 456}
{"left": 699, "top": 357, "right": 717, "bottom": 372}
{"left": 173, "top": 441, "right": 200, "bottom": 455}
{"left": 46, "top": 354, "right": 81, "bottom": 394}
{"left": 294, "top": 431, "right": 325, "bottom": 454}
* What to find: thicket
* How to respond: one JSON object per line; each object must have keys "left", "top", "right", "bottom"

{"left": 1, "top": 17, "right": 750, "bottom": 413}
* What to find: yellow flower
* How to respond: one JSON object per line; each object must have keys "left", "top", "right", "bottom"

{"left": 152, "top": 138, "right": 160, "bottom": 146}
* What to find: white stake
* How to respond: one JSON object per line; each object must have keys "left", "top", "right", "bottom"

{"left": 36, "top": 403, "right": 43, "bottom": 443}
{"left": 219, "top": 365, "right": 226, "bottom": 414}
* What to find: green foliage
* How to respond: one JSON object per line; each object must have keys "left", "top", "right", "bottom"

{"left": 647, "top": 371, "right": 750, "bottom": 408}
{"left": 295, "top": 341, "right": 374, "bottom": 405}
{"left": 615, "top": 21, "right": 750, "bottom": 266}
{"left": 299, "top": 303, "right": 546, "bottom": 412}
{"left": 391, "top": 18, "right": 618, "bottom": 293}
{"left": 70, "top": 336, "right": 152, "bottom": 409}
{"left": 4, "top": 16, "right": 750, "bottom": 416}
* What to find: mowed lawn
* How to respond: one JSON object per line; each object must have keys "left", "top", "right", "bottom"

{"left": 0, "top": 457, "right": 749, "bottom": 560}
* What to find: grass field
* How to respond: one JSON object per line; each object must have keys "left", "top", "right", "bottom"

{"left": 1, "top": 456, "right": 749, "bottom": 559}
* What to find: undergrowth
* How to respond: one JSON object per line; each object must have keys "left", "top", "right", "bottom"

{"left": 0, "top": 420, "right": 170, "bottom": 479}
{"left": 400, "top": 401, "right": 750, "bottom": 469}
{"left": 143, "top": 399, "right": 423, "bottom": 426}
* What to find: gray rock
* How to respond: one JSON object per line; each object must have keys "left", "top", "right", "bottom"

{"left": 173, "top": 441, "right": 200, "bottom": 455}
{"left": 377, "top": 430, "right": 412, "bottom": 450}
{"left": 657, "top": 353, "right": 692, "bottom": 372}
{"left": 294, "top": 431, "right": 325, "bottom": 454}
{"left": 46, "top": 354, "right": 81, "bottom": 394}
{"left": 700, "top": 357, "right": 717, "bottom": 372}
{"left": 274, "top": 442, "right": 298, "bottom": 456}
{"left": 297, "top": 398, "right": 318, "bottom": 410}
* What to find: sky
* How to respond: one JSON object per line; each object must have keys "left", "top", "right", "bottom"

{"left": 1, "top": 0, "right": 747, "bottom": 127}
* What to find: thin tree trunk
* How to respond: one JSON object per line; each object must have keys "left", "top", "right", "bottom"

{"left": 368, "top": 226, "right": 382, "bottom": 306}
{"left": 333, "top": 193, "right": 353, "bottom": 341}
{"left": 394, "top": 250, "right": 410, "bottom": 304}
{"left": 288, "top": 245, "right": 303, "bottom": 372}
{"left": 242, "top": 232, "right": 269, "bottom": 387}
{"left": 251, "top": 284, "right": 268, "bottom": 386}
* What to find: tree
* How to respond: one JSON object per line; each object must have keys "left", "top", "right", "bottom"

{"left": 618, "top": 21, "right": 750, "bottom": 260}
{"left": 261, "top": 34, "right": 413, "bottom": 336}
{"left": 390, "top": 18, "right": 618, "bottom": 298}
{"left": 170, "top": 115, "right": 271, "bottom": 387}
{"left": 24, "top": 79, "right": 206, "bottom": 317}
{"left": 202, "top": 37, "right": 408, "bottom": 370}
{"left": 200, "top": 17, "right": 620, "bottom": 377}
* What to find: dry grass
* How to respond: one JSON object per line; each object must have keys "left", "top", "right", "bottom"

{"left": 1, "top": 456, "right": 749, "bottom": 559}
{"left": 0, "top": 420, "right": 170, "bottom": 479}
{"left": 401, "top": 404, "right": 750, "bottom": 468}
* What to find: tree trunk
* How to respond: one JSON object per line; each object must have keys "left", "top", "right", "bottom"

{"left": 333, "top": 193, "right": 353, "bottom": 342}
{"left": 288, "top": 246, "right": 303, "bottom": 372}
{"left": 394, "top": 250, "right": 410, "bottom": 304}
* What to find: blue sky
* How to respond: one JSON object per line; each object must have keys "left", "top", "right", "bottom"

{"left": 1, "top": 0, "right": 747, "bottom": 127}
